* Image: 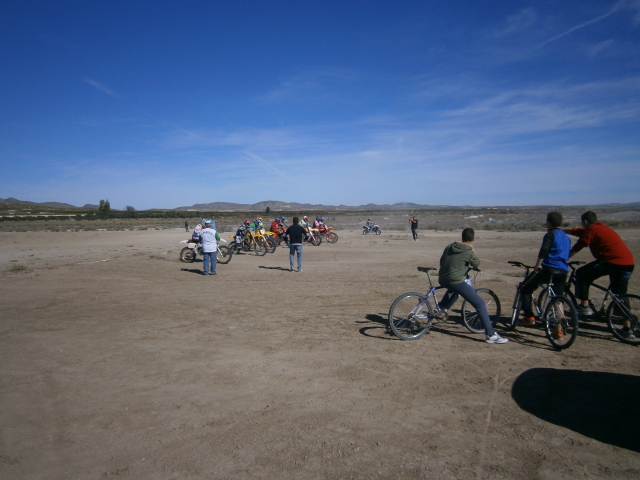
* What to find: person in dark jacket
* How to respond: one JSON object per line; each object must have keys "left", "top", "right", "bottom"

{"left": 285, "top": 216, "right": 306, "bottom": 272}
{"left": 439, "top": 228, "right": 508, "bottom": 344}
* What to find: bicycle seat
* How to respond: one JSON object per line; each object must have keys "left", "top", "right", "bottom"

{"left": 568, "top": 261, "right": 585, "bottom": 266}
{"left": 508, "top": 261, "right": 523, "bottom": 266}
{"left": 417, "top": 267, "right": 437, "bottom": 273}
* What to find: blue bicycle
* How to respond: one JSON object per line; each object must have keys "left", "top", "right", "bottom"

{"left": 388, "top": 266, "right": 501, "bottom": 340}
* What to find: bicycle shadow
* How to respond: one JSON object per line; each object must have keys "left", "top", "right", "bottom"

{"left": 512, "top": 368, "right": 640, "bottom": 452}
{"left": 358, "top": 313, "right": 395, "bottom": 340}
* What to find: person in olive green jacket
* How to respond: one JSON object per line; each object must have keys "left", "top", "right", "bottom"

{"left": 438, "top": 228, "right": 508, "bottom": 344}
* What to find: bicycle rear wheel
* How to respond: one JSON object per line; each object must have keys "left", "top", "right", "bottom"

{"left": 462, "top": 288, "right": 501, "bottom": 334}
{"left": 388, "top": 292, "right": 433, "bottom": 340}
{"left": 606, "top": 294, "right": 640, "bottom": 345}
{"left": 544, "top": 295, "right": 578, "bottom": 349}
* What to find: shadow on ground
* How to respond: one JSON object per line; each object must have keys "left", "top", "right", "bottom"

{"left": 512, "top": 368, "right": 640, "bottom": 452}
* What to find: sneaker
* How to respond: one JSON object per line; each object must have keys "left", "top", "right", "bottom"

{"left": 434, "top": 309, "right": 448, "bottom": 320}
{"left": 623, "top": 329, "right": 636, "bottom": 340}
{"left": 486, "top": 333, "right": 509, "bottom": 344}
{"left": 517, "top": 316, "right": 536, "bottom": 326}
{"left": 577, "top": 305, "right": 595, "bottom": 316}
{"left": 553, "top": 326, "right": 564, "bottom": 340}
{"left": 298, "top": 268, "right": 303, "bottom": 272}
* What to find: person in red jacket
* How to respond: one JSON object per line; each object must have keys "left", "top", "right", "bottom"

{"left": 562, "top": 211, "right": 635, "bottom": 321}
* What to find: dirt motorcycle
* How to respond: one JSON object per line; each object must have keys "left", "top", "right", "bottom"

{"left": 316, "top": 225, "right": 338, "bottom": 243}
{"left": 304, "top": 226, "right": 322, "bottom": 246}
{"left": 227, "top": 233, "right": 267, "bottom": 256}
{"left": 362, "top": 223, "right": 382, "bottom": 235}
{"left": 179, "top": 238, "right": 232, "bottom": 264}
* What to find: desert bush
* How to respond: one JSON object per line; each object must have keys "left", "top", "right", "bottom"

{"left": 9, "top": 264, "right": 27, "bottom": 272}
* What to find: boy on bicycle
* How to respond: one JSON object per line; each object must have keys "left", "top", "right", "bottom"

{"left": 516, "top": 212, "right": 571, "bottom": 329}
{"left": 439, "top": 228, "right": 508, "bottom": 344}
{"left": 561, "top": 211, "right": 635, "bottom": 329}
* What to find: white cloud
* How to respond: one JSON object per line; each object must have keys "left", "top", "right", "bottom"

{"left": 82, "top": 78, "right": 119, "bottom": 98}
{"left": 492, "top": 7, "right": 537, "bottom": 38}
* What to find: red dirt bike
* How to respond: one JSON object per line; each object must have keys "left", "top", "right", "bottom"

{"left": 316, "top": 225, "right": 338, "bottom": 243}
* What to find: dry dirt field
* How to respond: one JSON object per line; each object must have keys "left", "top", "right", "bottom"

{"left": 1, "top": 227, "right": 639, "bottom": 479}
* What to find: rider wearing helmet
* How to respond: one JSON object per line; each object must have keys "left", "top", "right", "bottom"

{"left": 313, "top": 216, "right": 323, "bottom": 229}
{"left": 235, "top": 220, "right": 251, "bottom": 244}
{"left": 300, "top": 215, "right": 310, "bottom": 228}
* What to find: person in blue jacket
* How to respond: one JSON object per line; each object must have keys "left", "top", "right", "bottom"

{"left": 517, "top": 211, "right": 571, "bottom": 326}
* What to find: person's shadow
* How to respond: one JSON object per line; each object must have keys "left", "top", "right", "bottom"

{"left": 512, "top": 368, "right": 640, "bottom": 452}
{"left": 180, "top": 268, "right": 205, "bottom": 275}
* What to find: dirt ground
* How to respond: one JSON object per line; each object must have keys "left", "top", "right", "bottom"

{"left": 1, "top": 227, "right": 639, "bottom": 479}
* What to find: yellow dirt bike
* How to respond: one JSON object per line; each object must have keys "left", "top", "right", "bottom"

{"left": 228, "top": 232, "right": 267, "bottom": 256}
{"left": 303, "top": 226, "right": 322, "bottom": 246}
{"left": 254, "top": 228, "right": 277, "bottom": 253}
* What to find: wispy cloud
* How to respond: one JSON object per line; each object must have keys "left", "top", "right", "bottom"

{"left": 82, "top": 78, "right": 119, "bottom": 98}
{"left": 535, "top": 2, "right": 625, "bottom": 49}
{"left": 492, "top": 7, "right": 537, "bottom": 38}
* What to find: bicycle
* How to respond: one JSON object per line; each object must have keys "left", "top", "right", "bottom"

{"left": 388, "top": 266, "right": 500, "bottom": 340}
{"left": 507, "top": 261, "right": 578, "bottom": 349}
{"left": 538, "top": 261, "right": 640, "bottom": 345}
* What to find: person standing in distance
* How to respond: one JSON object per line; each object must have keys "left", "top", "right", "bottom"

{"left": 410, "top": 216, "right": 418, "bottom": 241}
{"left": 200, "top": 219, "right": 220, "bottom": 276}
{"left": 285, "top": 216, "right": 306, "bottom": 272}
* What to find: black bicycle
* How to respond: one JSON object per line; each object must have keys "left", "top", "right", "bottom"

{"left": 537, "top": 261, "right": 640, "bottom": 345}
{"left": 388, "top": 266, "right": 501, "bottom": 340}
{"left": 507, "top": 261, "right": 578, "bottom": 349}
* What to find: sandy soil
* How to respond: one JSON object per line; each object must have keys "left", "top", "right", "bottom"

{"left": 1, "top": 228, "right": 639, "bottom": 479}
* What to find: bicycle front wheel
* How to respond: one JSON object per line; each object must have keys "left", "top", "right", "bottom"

{"left": 544, "top": 295, "right": 578, "bottom": 349}
{"left": 388, "top": 292, "right": 433, "bottom": 340}
{"left": 462, "top": 288, "right": 501, "bottom": 334}
{"left": 606, "top": 294, "right": 640, "bottom": 345}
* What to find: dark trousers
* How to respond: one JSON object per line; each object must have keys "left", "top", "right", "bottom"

{"left": 520, "top": 268, "right": 567, "bottom": 317}
{"left": 575, "top": 261, "right": 634, "bottom": 301}
{"left": 411, "top": 228, "right": 418, "bottom": 240}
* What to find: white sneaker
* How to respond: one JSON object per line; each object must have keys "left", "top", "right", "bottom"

{"left": 577, "top": 305, "right": 595, "bottom": 316}
{"left": 486, "top": 333, "right": 508, "bottom": 344}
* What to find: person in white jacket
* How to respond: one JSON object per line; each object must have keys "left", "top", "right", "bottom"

{"left": 200, "top": 219, "right": 220, "bottom": 275}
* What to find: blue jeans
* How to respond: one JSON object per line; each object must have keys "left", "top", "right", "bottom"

{"left": 202, "top": 252, "right": 216, "bottom": 275}
{"left": 289, "top": 244, "right": 302, "bottom": 270}
{"left": 439, "top": 280, "right": 495, "bottom": 336}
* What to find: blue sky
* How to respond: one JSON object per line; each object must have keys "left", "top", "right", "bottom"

{"left": 1, "top": 1, "right": 639, "bottom": 209}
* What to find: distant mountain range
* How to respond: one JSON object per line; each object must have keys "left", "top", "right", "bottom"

{"left": 173, "top": 200, "right": 455, "bottom": 211}
{"left": 0, "top": 197, "right": 98, "bottom": 209}
{"left": 2, "top": 197, "right": 640, "bottom": 211}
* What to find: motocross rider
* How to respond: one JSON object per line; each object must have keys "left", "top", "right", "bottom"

{"left": 235, "top": 220, "right": 251, "bottom": 245}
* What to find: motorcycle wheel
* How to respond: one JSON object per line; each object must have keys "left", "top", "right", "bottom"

{"left": 216, "top": 245, "right": 232, "bottom": 264}
{"left": 254, "top": 241, "right": 267, "bottom": 256}
{"left": 265, "top": 237, "right": 277, "bottom": 253}
{"left": 326, "top": 232, "right": 338, "bottom": 243}
{"left": 375, "top": 227, "right": 382, "bottom": 235}
{"left": 180, "top": 247, "right": 196, "bottom": 263}
{"left": 362, "top": 227, "right": 368, "bottom": 234}
{"left": 311, "top": 235, "right": 321, "bottom": 246}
